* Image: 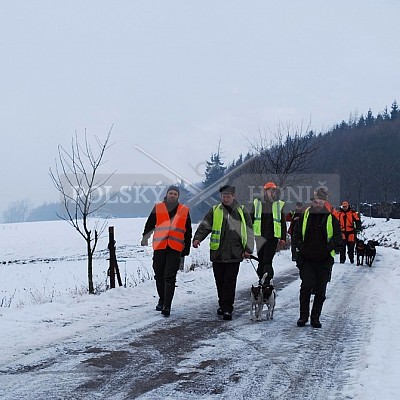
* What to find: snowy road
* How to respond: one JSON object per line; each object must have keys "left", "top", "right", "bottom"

{"left": 0, "top": 258, "right": 379, "bottom": 400}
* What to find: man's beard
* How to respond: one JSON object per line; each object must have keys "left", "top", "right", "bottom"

{"left": 166, "top": 198, "right": 178, "bottom": 207}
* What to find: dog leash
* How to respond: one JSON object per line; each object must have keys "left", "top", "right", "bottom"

{"left": 248, "top": 257, "right": 258, "bottom": 274}
{"left": 248, "top": 255, "right": 272, "bottom": 288}
{"left": 248, "top": 254, "right": 261, "bottom": 279}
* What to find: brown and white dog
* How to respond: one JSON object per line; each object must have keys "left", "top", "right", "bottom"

{"left": 250, "top": 273, "right": 276, "bottom": 321}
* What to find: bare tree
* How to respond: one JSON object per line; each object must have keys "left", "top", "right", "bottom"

{"left": 49, "top": 128, "right": 115, "bottom": 294}
{"left": 2, "top": 199, "right": 32, "bottom": 223}
{"left": 249, "top": 121, "right": 321, "bottom": 188}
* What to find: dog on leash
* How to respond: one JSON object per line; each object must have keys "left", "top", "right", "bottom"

{"left": 365, "top": 240, "right": 379, "bottom": 267}
{"left": 250, "top": 283, "right": 264, "bottom": 321}
{"left": 355, "top": 239, "right": 365, "bottom": 266}
{"left": 250, "top": 273, "right": 276, "bottom": 321}
{"left": 262, "top": 283, "right": 276, "bottom": 320}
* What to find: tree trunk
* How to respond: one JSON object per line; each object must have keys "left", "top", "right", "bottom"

{"left": 87, "top": 239, "right": 94, "bottom": 294}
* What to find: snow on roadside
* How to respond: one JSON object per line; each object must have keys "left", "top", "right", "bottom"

{"left": 360, "top": 217, "right": 400, "bottom": 249}
{"left": 1, "top": 217, "right": 400, "bottom": 399}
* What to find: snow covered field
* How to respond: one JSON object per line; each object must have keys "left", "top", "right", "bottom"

{"left": 0, "top": 217, "right": 399, "bottom": 399}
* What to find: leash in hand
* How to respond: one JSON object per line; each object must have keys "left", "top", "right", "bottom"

{"left": 248, "top": 254, "right": 259, "bottom": 276}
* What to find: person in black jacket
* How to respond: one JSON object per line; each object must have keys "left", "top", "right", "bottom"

{"left": 192, "top": 185, "right": 253, "bottom": 321}
{"left": 293, "top": 190, "right": 342, "bottom": 328}
{"left": 286, "top": 201, "right": 304, "bottom": 261}
{"left": 141, "top": 185, "right": 192, "bottom": 317}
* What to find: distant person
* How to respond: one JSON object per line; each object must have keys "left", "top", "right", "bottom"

{"left": 286, "top": 201, "right": 304, "bottom": 261}
{"left": 192, "top": 185, "right": 253, "bottom": 321}
{"left": 250, "top": 181, "right": 286, "bottom": 286}
{"left": 338, "top": 201, "right": 361, "bottom": 264}
{"left": 141, "top": 185, "right": 192, "bottom": 317}
{"left": 294, "top": 189, "right": 342, "bottom": 328}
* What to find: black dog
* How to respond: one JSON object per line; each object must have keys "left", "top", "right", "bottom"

{"left": 365, "top": 240, "right": 379, "bottom": 267}
{"left": 355, "top": 239, "right": 365, "bottom": 266}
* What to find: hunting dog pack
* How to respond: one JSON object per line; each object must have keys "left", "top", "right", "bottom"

{"left": 356, "top": 238, "right": 379, "bottom": 267}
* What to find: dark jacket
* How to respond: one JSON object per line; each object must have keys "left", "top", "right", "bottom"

{"left": 293, "top": 206, "right": 342, "bottom": 265}
{"left": 142, "top": 199, "right": 192, "bottom": 256}
{"left": 250, "top": 198, "right": 287, "bottom": 240}
{"left": 193, "top": 200, "right": 254, "bottom": 263}
{"left": 286, "top": 208, "right": 304, "bottom": 236}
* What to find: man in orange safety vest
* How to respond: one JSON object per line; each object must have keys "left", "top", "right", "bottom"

{"left": 338, "top": 201, "right": 361, "bottom": 264}
{"left": 141, "top": 185, "right": 192, "bottom": 317}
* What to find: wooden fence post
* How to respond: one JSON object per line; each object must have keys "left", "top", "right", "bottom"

{"left": 108, "top": 226, "right": 122, "bottom": 288}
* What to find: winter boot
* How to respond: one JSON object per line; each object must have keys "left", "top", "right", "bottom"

{"left": 298, "top": 289, "right": 310, "bottom": 326}
{"left": 297, "top": 317, "right": 308, "bottom": 327}
{"left": 297, "top": 309, "right": 309, "bottom": 327}
{"left": 311, "top": 295, "right": 324, "bottom": 328}
{"left": 162, "top": 282, "right": 175, "bottom": 317}
{"left": 155, "top": 299, "right": 163, "bottom": 311}
{"left": 155, "top": 280, "right": 164, "bottom": 311}
{"left": 223, "top": 311, "right": 232, "bottom": 321}
{"left": 161, "top": 308, "right": 170, "bottom": 317}
{"left": 310, "top": 317, "right": 322, "bottom": 328}
{"left": 340, "top": 249, "right": 346, "bottom": 263}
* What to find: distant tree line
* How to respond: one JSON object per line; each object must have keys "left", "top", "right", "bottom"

{"left": 3, "top": 100, "right": 399, "bottom": 223}
{"left": 189, "top": 100, "right": 400, "bottom": 220}
{"left": 308, "top": 100, "right": 400, "bottom": 208}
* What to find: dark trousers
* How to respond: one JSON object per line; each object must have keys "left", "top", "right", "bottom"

{"left": 153, "top": 248, "right": 181, "bottom": 309}
{"left": 299, "top": 260, "right": 332, "bottom": 320}
{"left": 290, "top": 235, "right": 297, "bottom": 261}
{"left": 212, "top": 262, "right": 240, "bottom": 313}
{"left": 256, "top": 237, "right": 279, "bottom": 282}
{"left": 340, "top": 239, "right": 355, "bottom": 263}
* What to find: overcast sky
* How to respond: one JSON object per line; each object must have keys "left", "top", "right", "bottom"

{"left": 1, "top": 0, "right": 400, "bottom": 214}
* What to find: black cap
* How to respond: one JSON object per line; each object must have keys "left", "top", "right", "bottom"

{"left": 166, "top": 185, "right": 180, "bottom": 195}
{"left": 219, "top": 185, "right": 235, "bottom": 195}
{"left": 312, "top": 188, "right": 328, "bottom": 202}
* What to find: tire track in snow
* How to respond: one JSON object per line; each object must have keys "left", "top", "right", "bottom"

{"left": 220, "top": 263, "right": 376, "bottom": 399}
{"left": 0, "top": 263, "right": 377, "bottom": 399}
{"left": 137, "top": 264, "right": 375, "bottom": 400}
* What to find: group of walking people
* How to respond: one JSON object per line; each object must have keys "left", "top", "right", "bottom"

{"left": 141, "top": 182, "right": 354, "bottom": 328}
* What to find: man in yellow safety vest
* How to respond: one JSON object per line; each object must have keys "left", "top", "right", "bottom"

{"left": 250, "top": 181, "right": 287, "bottom": 287}
{"left": 192, "top": 185, "right": 253, "bottom": 321}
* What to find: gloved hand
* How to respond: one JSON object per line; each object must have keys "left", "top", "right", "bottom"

{"left": 296, "top": 252, "right": 304, "bottom": 270}
{"left": 140, "top": 237, "right": 148, "bottom": 246}
{"left": 181, "top": 248, "right": 190, "bottom": 257}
